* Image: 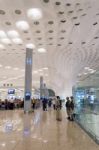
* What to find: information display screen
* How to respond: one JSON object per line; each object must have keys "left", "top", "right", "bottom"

{"left": 8, "top": 89, "right": 15, "bottom": 95}
{"left": 25, "top": 92, "right": 31, "bottom": 100}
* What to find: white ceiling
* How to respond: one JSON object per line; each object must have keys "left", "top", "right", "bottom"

{"left": 0, "top": 0, "right": 99, "bottom": 96}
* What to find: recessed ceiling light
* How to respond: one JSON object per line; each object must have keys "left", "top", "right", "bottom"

{"left": 66, "top": 3, "right": 71, "bottom": 6}
{"left": 93, "top": 22, "right": 98, "bottom": 26}
{"left": 84, "top": 67, "right": 90, "bottom": 70}
{"left": 49, "top": 43, "right": 53, "bottom": 45}
{"left": 94, "top": 36, "right": 99, "bottom": 39}
{"left": 5, "top": 21, "right": 11, "bottom": 25}
{"left": 90, "top": 70, "right": 96, "bottom": 74}
{"left": 43, "top": 0, "right": 49, "bottom": 3}
{"left": 0, "top": 64, "right": 3, "bottom": 67}
{"left": 43, "top": 67, "right": 48, "bottom": 70}
{"left": 76, "top": 3, "right": 80, "bottom": 6}
{"left": 75, "top": 23, "right": 80, "bottom": 26}
{"left": 72, "top": 16, "right": 78, "bottom": 19}
{"left": 7, "top": 30, "right": 19, "bottom": 38}
{"left": 57, "top": 44, "right": 61, "bottom": 46}
{"left": 61, "top": 30, "right": 66, "bottom": 33}
{"left": 49, "top": 37, "right": 53, "bottom": 40}
{"left": 13, "top": 68, "right": 19, "bottom": 70}
{"left": 1, "top": 38, "right": 11, "bottom": 44}
{"left": 82, "top": 42, "right": 86, "bottom": 44}
{"left": 78, "top": 9, "right": 83, "bottom": 12}
{"left": 68, "top": 10, "right": 73, "bottom": 14}
{"left": 58, "top": 11, "right": 64, "bottom": 15}
{"left": 48, "top": 21, "right": 54, "bottom": 24}
{"left": 5, "top": 66, "right": 11, "bottom": 69}
{"left": 60, "top": 37, "right": 64, "bottom": 39}
{"left": 16, "top": 21, "right": 29, "bottom": 31}
{"left": 34, "top": 21, "right": 40, "bottom": 25}
{"left": 12, "top": 38, "right": 23, "bottom": 44}
{"left": 33, "top": 70, "right": 38, "bottom": 74}
{"left": 38, "top": 69, "right": 43, "bottom": 72}
{"left": 82, "top": 13, "right": 87, "bottom": 17}
{"left": 0, "top": 10, "right": 5, "bottom": 15}
{"left": 69, "top": 42, "right": 73, "bottom": 44}
{"left": 60, "top": 20, "right": 66, "bottom": 23}
{"left": 55, "top": 2, "right": 61, "bottom": 5}
{"left": 26, "top": 43, "right": 35, "bottom": 49}
{"left": 15, "top": 10, "right": 22, "bottom": 15}
{"left": 84, "top": 72, "right": 88, "bottom": 75}
{"left": 27, "top": 8, "right": 42, "bottom": 20}
{"left": 38, "top": 48, "right": 46, "bottom": 53}
{"left": 36, "top": 30, "right": 41, "bottom": 33}
{"left": 0, "top": 30, "right": 7, "bottom": 38}
{"left": 0, "top": 44, "right": 5, "bottom": 49}
{"left": 48, "top": 30, "right": 53, "bottom": 33}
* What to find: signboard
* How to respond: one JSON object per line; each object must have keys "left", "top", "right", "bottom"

{"left": 25, "top": 92, "right": 31, "bottom": 101}
{"left": 8, "top": 89, "right": 15, "bottom": 94}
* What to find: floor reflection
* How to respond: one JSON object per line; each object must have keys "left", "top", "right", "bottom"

{"left": 0, "top": 109, "right": 98, "bottom": 150}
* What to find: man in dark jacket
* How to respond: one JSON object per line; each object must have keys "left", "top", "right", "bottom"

{"left": 70, "top": 96, "right": 75, "bottom": 121}
{"left": 65, "top": 97, "right": 71, "bottom": 120}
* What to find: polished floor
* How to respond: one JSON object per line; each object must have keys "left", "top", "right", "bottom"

{"left": 0, "top": 108, "right": 99, "bottom": 150}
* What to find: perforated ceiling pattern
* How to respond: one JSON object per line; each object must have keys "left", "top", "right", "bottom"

{"left": 0, "top": 0, "right": 99, "bottom": 96}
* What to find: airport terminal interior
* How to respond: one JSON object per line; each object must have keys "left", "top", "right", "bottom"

{"left": 0, "top": 0, "right": 99, "bottom": 149}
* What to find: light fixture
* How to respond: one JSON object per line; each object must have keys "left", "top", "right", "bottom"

{"left": 12, "top": 38, "right": 23, "bottom": 44}
{"left": 27, "top": 8, "right": 42, "bottom": 20}
{"left": 0, "top": 64, "right": 2, "bottom": 67}
{"left": 43, "top": 67, "right": 48, "bottom": 70}
{"left": 84, "top": 67, "right": 90, "bottom": 70}
{"left": 38, "top": 48, "right": 46, "bottom": 53}
{"left": 5, "top": 66, "right": 11, "bottom": 69}
{"left": 13, "top": 68, "right": 19, "bottom": 70}
{"left": 16, "top": 21, "right": 29, "bottom": 31}
{"left": 0, "top": 44, "right": 5, "bottom": 49}
{"left": 90, "top": 70, "right": 96, "bottom": 74}
{"left": 33, "top": 70, "right": 38, "bottom": 74}
{"left": 0, "top": 30, "right": 7, "bottom": 38}
{"left": 84, "top": 72, "right": 88, "bottom": 75}
{"left": 1, "top": 38, "right": 11, "bottom": 44}
{"left": 7, "top": 30, "right": 19, "bottom": 38}
{"left": 1, "top": 143, "right": 6, "bottom": 147}
{"left": 88, "top": 68, "right": 94, "bottom": 71}
{"left": 38, "top": 69, "right": 43, "bottom": 72}
{"left": 26, "top": 43, "right": 35, "bottom": 49}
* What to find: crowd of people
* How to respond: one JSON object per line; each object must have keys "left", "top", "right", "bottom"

{"left": 0, "top": 96, "right": 75, "bottom": 122}
{"left": 0, "top": 99, "right": 24, "bottom": 110}
{"left": 40, "top": 96, "right": 75, "bottom": 121}
{"left": 0, "top": 98, "right": 40, "bottom": 110}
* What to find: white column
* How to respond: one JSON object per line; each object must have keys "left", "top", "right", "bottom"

{"left": 24, "top": 48, "right": 33, "bottom": 112}
{"left": 40, "top": 76, "right": 44, "bottom": 99}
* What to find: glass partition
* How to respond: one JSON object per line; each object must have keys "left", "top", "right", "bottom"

{"left": 73, "top": 71, "right": 99, "bottom": 144}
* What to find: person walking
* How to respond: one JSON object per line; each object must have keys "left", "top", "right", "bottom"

{"left": 53, "top": 98, "right": 56, "bottom": 110}
{"left": 65, "top": 97, "right": 71, "bottom": 120}
{"left": 56, "top": 96, "right": 62, "bottom": 121}
{"left": 70, "top": 96, "right": 75, "bottom": 121}
{"left": 42, "top": 98, "right": 47, "bottom": 111}
{"left": 32, "top": 98, "right": 36, "bottom": 112}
